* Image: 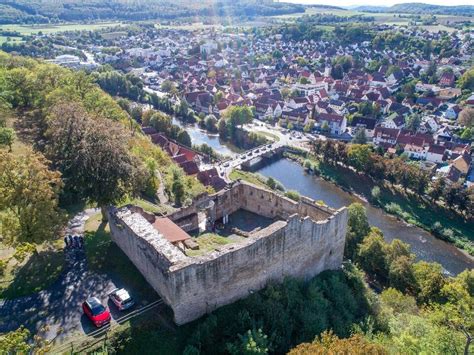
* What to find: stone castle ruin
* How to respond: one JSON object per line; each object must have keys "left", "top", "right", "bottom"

{"left": 108, "top": 181, "right": 348, "bottom": 324}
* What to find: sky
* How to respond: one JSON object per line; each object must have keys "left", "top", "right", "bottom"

{"left": 285, "top": 0, "right": 474, "bottom": 7}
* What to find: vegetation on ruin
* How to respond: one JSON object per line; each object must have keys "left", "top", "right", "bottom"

{"left": 186, "top": 233, "right": 237, "bottom": 257}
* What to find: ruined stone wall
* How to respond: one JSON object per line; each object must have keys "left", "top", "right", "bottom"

{"left": 107, "top": 207, "right": 187, "bottom": 306}
{"left": 168, "top": 209, "right": 347, "bottom": 324}
{"left": 108, "top": 182, "right": 348, "bottom": 325}
{"left": 212, "top": 181, "right": 333, "bottom": 222}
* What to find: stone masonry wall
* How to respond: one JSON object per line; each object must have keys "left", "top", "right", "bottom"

{"left": 108, "top": 181, "right": 347, "bottom": 325}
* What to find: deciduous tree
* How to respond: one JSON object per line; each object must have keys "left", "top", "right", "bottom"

{"left": 0, "top": 149, "right": 65, "bottom": 245}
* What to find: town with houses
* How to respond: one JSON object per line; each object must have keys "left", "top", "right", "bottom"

{"left": 46, "top": 23, "right": 474, "bottom": 189}
{"left": 1, "top": 1, "right": 474, "bottom": 352}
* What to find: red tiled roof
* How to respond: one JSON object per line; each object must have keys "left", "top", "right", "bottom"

{"left": 152, "top": 217, "right": 191, "bottom": 243}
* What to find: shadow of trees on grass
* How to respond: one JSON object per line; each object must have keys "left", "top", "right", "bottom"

{"left": 0, "top": 249, "right": 65, "bottom": 300}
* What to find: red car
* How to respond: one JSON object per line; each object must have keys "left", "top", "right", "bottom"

{"left": 82, "top": 297, "right": 111, "bottom": 327}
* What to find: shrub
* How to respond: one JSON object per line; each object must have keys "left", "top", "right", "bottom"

{"left": 266, "top": 177, "right": 276, "bottom": 189}
{"left": 385, "top": 203, "right": 403, "bottom": 215}
{"left": 439, "top": 228, "right": 454, "bottom": 241}
{"left": 431, "top": 221, "right": 443, "bottom": 236}
{"left": 371, "top": 186, "right": 381, "bottom": 202}
{"left": 0, "top": 259, "right": 7, "bottom": 276}
{"left": 285, "top": 190, "right": 300, "bottom": 201}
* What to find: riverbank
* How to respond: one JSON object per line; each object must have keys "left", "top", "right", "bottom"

{"left": 254, "top": 158, "right": 473, "bottom": 274}
{"left": 284, "top": 151, "right": 474, "bottom": 257}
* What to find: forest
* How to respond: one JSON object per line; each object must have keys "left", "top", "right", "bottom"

{"left": 0, "top": 50, "right": 206, "bottom": 243}
{"left": 0, "top": 0, "right": 305, "bottom": 24}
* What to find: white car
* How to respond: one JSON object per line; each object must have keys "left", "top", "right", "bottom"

{"left": 108, "top": 288, "right": 135, "bottom": 311}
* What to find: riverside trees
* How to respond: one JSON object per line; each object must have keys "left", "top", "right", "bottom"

{"left": 312, "top": 140, "right": 473, "bottom": 218}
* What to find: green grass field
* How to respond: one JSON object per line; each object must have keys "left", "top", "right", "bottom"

{"left": 0, "top": 22, "right": 123, "bottom": 36}
{"left": 0, "top": 35, "right": 24, "bottom": 45}
{"left": 269, "top": 7, "right": 471, "bottom": 31}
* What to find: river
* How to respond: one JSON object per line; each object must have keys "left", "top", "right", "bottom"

{"left": 255, "top": 158, "right": 473, "bottom": 275}
{"left": 178, "top": 120, "right": 473, "bottom": 275}
{"left": 172, "top": 117, "right": 241, "bottom": 157}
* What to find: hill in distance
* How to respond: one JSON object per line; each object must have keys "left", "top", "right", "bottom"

{"left": 352, "top": 2, "right": 474, "bottom": 16}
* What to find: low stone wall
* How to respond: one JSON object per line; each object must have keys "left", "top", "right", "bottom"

{"left": 108, "top": 181, "right": 347, "bottom": 325}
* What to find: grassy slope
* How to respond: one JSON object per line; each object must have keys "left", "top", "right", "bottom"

{"left": 229, "top": 169, "right": 268, "bottom": 188}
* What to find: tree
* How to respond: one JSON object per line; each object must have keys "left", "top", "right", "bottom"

{"left": 46, "top": 102, "right": 146, "bottom": 218}
{"left": 458, "top": 107, "right": 474, "bottom": 128}
{"left": 352, "top": 128, "right": 367, "bottom": 144}
{"left": 204, "top": 114, "right": 218, "bottom": 132}
{"left": 401, "top": 82, "right": 416, "bottom": 99}
{"left": 160, "top": 79, "right": 177, "bottom": 94}
{"left": 389, "top": 255, "right": 417, "bottom": 293}
{"left": 331, "top": 64, "right": 344, "bottom": 80}
{"left": 0, "top": 325, "right": 50, "bottom": 353}
{"left": 285, "top": 190, "right": 300, "bottom": 201}
{"left": 221, "top": 106, "right": 254, "bottom": 139}
{"left": 0, "top": 326, "right": 31, "bottom": 353}
{"left": 412, "top": 261, "right": 446, "bottom": 304}
{"left": 172, "top": 169, "right": 185, "bottom": 206}
{"left": 176, "top": 130, "right": 191, "bottom": 147}
{"left": 272, "top": 50, "right": 283, "bottom": 59}
{"left": 280, "top": 87, "right": 291, "bottom": 100}
{"left": 358, "top": 102, "right": 374, "bottom": 116}
{"left": 433, "top": 270, "right": 474, "bottom": 355}
{"left": 457, "top": 67, "right": 474, "bottom": 91}
{"left": 289, "top": 330, "right": 387, "bottom": 355}
{"left": 149, "top": 111, "right": 172, "bottom": 132}
{"left": 347, "top": 144, "right": 371, "bottom": 171}
{"left": 218, "top": 118, "right": 228, "bottom": 139}
{"left": 380, "top": 288, "right": 418, "bottom": 315}
{"left": 227, "top": 328, "right": 269, "bottom": 355}
{"left": 321, "top": 121, "right": 330, "bottom": 134}
{"left": 266, "top": 177, "right": 276, "bottom": 189}
{"left": 357, "top": 228, "right": 389, "bottom": 280}
{"left": 371, "top": 186, "right": 381, "bottom": 202}
{"left": 0, "top": 149, "right": 65, "bottom": 245}
{"left": 0, "top": 127, "right": 15, "bottom": 151}
{"left": 303, "top": 120, "right": 314, "bottom": 133}
{"left": 429, "top": 178, "right": 445, "bottom": 202}
{"left": 406, "top": 113, "right": 421, "bottom": 132}
{"left": 344, "top": 203, "right": 370, "bottom": 260}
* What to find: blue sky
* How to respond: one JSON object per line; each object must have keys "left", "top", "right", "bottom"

{"left": 285, "top": 0, "right": 473, "bottom": 7}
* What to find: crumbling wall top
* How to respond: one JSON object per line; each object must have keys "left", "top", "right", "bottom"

{"left": 112, "top": 207, "right": 187, "bottom": 265}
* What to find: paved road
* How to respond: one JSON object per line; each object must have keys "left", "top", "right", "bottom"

{"left": 0, "top": 209, "right": 153, "bottom": 342}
